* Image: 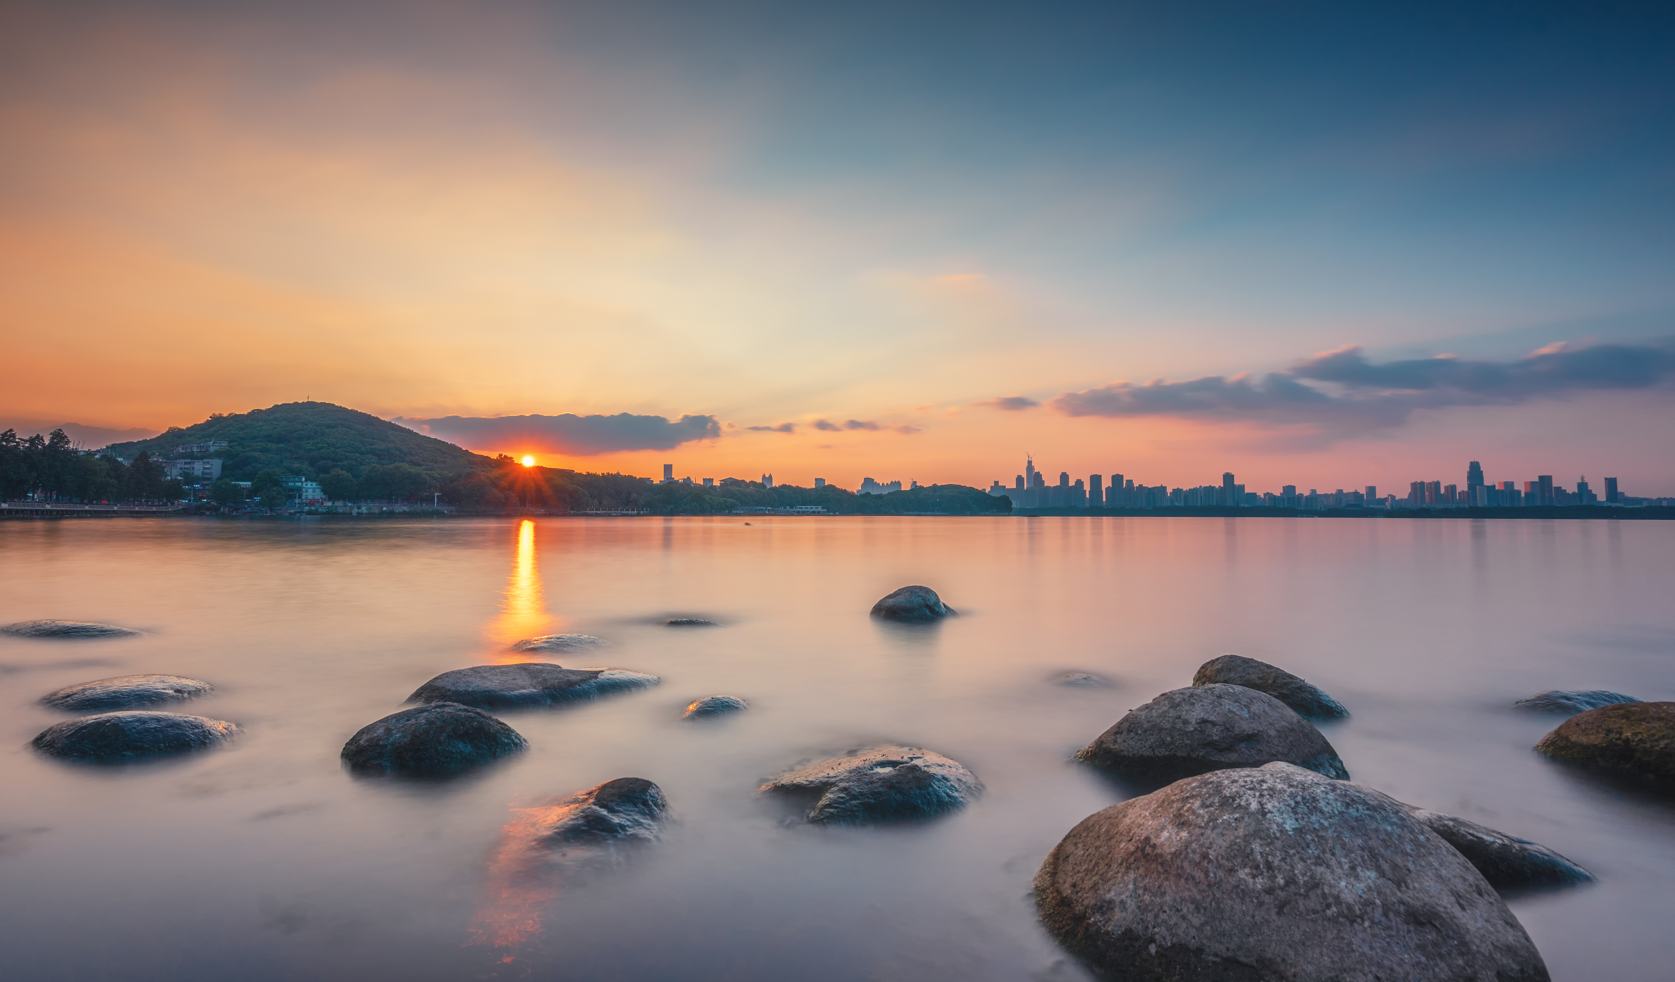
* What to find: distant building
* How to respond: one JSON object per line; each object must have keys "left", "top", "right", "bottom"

{"left": 1089, "top": 474, "right": 1103, "bottom": 506}
{"left": 174, "top": 441, "right": 228, "bottom": 455}
{"left": 1605, "top": 477, "right": 1619, "bottom": 503}
{"left": 161, "top": 458, "right": 223, "bottom": 481}
{"left": 988, "top": 481, "right": 1007, "bottom": 496}
{"left": 662, "top": 464, "right": 673, "bottom": 483}
{"left": 1537, "top": 475, "right": 1554, "bottom": 507}
{"left": 814, "top": 478, "right": 826, "bottom": 488}
{"left": 1467, "top": 460, "right": 1484, "bottom": 491}
{"left": 703, "top": 478, "right": 714, "bottom": 487}
{"left": 762, "top": 473, "right": 774, "bottom": 488}
{"left": 858, "top": 477, "right": 902, "bottom": 494}
{"left": 282, "top": 477, "right": 324, "bottom": 503}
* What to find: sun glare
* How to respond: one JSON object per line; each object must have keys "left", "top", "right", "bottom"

{"left": 521, "top": 455, "right": 535, "bottom": 467}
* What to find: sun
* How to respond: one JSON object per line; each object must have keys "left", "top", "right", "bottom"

{"left": 521, "top": 456, "right": 535, "bottom": 467}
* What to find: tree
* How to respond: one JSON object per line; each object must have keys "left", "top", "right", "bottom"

{"left": 258, "top": 483, "right": 288, "bottom": 511}
{"left": 211, "top": 478, "right": 245, "bottom": 508}
{"left": 319, "top": 468, "right": 357, "bottom": 501}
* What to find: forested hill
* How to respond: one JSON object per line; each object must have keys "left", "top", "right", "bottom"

{"left": 104, "top": 402, "right": 488, "bottom": 481}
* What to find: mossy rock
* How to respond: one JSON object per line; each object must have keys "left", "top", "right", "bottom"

{"left": 1535, "top": 701, "right": 1675, "bottom": 783}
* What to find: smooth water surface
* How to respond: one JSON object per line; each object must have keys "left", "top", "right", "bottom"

{"left": 1, "top": 516, "right": 1672, "bottom": 981}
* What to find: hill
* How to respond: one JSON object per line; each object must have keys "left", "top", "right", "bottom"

{"left": 105, "top": 402, "right": 488, "bottom": 482}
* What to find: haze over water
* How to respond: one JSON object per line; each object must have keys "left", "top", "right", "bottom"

{"left": 2, "top": 516, "right": 1672, "bottom": 981}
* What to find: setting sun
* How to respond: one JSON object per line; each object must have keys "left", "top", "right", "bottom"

{"left": 521, "top": 456, "right": 535, "bottom": 467}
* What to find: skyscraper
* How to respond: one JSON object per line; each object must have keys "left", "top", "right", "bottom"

{"left": 662, "top": 463, "right": 673, "bottom": 483}
{"left": 1089, "top": 474, "right": 1103, "bottom": 508}
{"left": 1604, "top": 477, "right": 1619, "bottom": 503}
{"left": 1537, "top": 475, "right": 1554, "bottom": 506}
{"left": 1024, "top": 457, "right": 1037, "bottom": 493}
{"left": 1467, "top": 461, "right": 1484, "bottom": 491}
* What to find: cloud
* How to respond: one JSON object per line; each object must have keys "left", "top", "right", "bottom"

{"left": 812, "top": 419, "right": 841, "bottom": 431}
{"left": 393, "top": 413, "right": 721, "bottom": 455}
{"left": 976, "top": 395, "right": 1040, "bottom": 411}
{"left": 746, "top": 423, "right": 796, "bottom": 433}
{"left": 1049, "top": 339, "right": 1675, "bottom": 442}
{"left": 809, "top": 418, "right": 920, "bottom": 435}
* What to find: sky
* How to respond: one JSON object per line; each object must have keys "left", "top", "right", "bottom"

{"left": 3, "top": 0, "right": 1674, "bottom": 494}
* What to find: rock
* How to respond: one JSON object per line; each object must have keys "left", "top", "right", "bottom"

{"left": 1077, "top": 684, "right": 1348, "bottom": 786}
{"left": 1053, "top": 672, "right": 1109, "bottom": 688}
{"left": 1034, "top": 762, "right": 1550, "bottom": 982}
{"left": 32, "top": 711, "right": 239, "bottom": 761}
{"left": 406, "top": 663, "right": 660, "bottom": 709}
{"left": 760, "top": 746, "right": 982, "bottom": 825}
{"left": 341, "top": 702, "right": 527, "bottom": 776}
{"left": 40, "top": 674, "right": 214, "bottom": 712}
{"left": 1191, "top": 654, "right": 1349, "bottom": 719}
{"left": 528, "top": 777, "right": 669, "bottom": 846}
{"left": 1402, "top": 807, "right": 1593, "bottom": 891}
{"left": 510, "top": 634, "right": 607, "bottom": 653}
{"left": 2, "top": 619, "right": 140, "bottom": 639}
{"left": 665, "top": 618, "right": 715, "bottom": 627}
{"left": 682, "top": 695, "right": 748, "bottom": 719}
{"left": 1515, "top": 690, "right": 1639, "bottom": 715}
{"left": 869, "top": 585, "right": 954, "bottom": 622}
{"left": 1535, "top": 701, "right": 1675, "bottom": 783}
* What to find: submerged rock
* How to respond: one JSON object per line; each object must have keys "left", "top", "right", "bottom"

{"left": 510, "top": 634, "right": 607, "bottom": 653}
{"left": 760, "top": 746, "right": 982, "bottom": 825}
{"left": 1403, "top": 807, "right": 1593, "bottom": 891}
{"left": 40, "top": 674, "right": 214, "bottom": 712}
{"left": 32, "top": 711, "right": 238, "bottom": 761}
{"left": 869, "top": 585, "right": 954, "bottom": 622}
{"left": 2, "top": 619, "right": 139, "bottom": 639}
{"left": 1077, "top": 683, "right": 1348, "bottom": 786}
{"left": 1191, "top": 654, "right": 1349, "bottom": 719}
{"left": 681, "top": 695, "right": 748, "bottom": 719}
{"left": 407, "top": 663, "right": 660, "bottom": 709}
{"left": 1516, "top": 690, "right": 1639, "bottom": 715}
{"left": 1053, "top": 672, "right": 1110, "bottom": 688}
{"left": 341, "top": 702, "right": 527, "bottom": 776}
{"left": 529, "top": 777, "right": 669, "bottom": 846}
{"left": 1035, "top": 762, "right": 1550, "bottom": 982}
{"left": 1535, "top": 701, "right": 1675, "bottom": 783}
{"left": 665, "top": 618, "right": 715, "bottom": 627}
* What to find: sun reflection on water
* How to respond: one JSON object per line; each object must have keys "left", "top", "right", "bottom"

{"left": 490, "top": 519, "right": 554, "bottom": 656}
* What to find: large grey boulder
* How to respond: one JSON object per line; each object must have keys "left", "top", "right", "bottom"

{"left": 1077, "top": 684, "right": 1348, "bottom": 786}
{"left": 32, "top": 711, "right": 239, "bottom": 761}
{"left": 1515, "top": 690, "right": 1639, "bottom": 715}
{"left": 760, "top": 746, "right": 982, "bottom": 825}
{"left": 407, "top": 663, "right": 659, "bottom": 709}
{"left": 1192, "top": 654, "right": 1348, "bottom": 719}
{"left": 510, "top": 634, "right": 607, "bottom": 653}
{"left": 341, "top": 702, "right": 527, "bottom": 776}
{"left": 40, "top": 674, "right": 213, "bottom": 712}
{"left": 1035, "top": 762, "right": 1550, "bottom": 982}
{"left": 1403, "top": 807, "right": 1593, "bottom": 891}
{"left": 869, "top": 585, "right": 954, "bottom": 622}
{"left": 1535, "top": 701, "right": 1675, "bottom": 783}
{"left": 529, "top": 777, "right": 669, "bottom": 846}
{"left": 3, "top": 619, "right": 139, "bottom": 639}
{"left": 681, "top": 695, "right": 748, "bottom": 719}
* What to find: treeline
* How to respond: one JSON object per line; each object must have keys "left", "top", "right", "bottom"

{"left": 440, "top": 460, "right": 1011, "bottom": 515}
{"left": 0, "top": 429, "right": 181, "bottom": 503}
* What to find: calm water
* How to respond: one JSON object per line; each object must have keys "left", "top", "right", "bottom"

{"left": 1, "top": 516, "right": 1672, "bottom": 981}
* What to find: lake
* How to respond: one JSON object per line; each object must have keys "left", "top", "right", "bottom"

{"left": 1, "top": 515, "right": 1672, "bottom": 981}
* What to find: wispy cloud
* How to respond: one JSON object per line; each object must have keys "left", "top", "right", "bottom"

{"left": 394, "top": 413, "right": 720, "bottom": 455}
{"left": 810, "top": 418, "right": 919, "bottom": 435}
{"left": 975, "top": 395, "right": 1040, "bottom": 411}
{"left": 1048, "top": 339, "right": 1675, "bottom": 443}
{"left": 746, "top": 423, "right": 796, "bottom": 433}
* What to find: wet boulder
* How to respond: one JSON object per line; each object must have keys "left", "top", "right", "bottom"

{"left": 531, "top": 778, "right": 669, "bottom": 846}
{"left": 3, "top": 619, "right": 140, "bottom": 639}
{"left": 1403, "top": 807, "right": 1593, "bottom": 891}
{"left": 32, "top": 711, "right": 239, "bottom": 761}
{"left": 1035, "top": 762, "right": 1550, "bottom": 982}
{"left": 407, "top": 663, "right": 659, "bottom": 710}
{"left": 1077, "top": 684, "right": 1348, "bottom": 786}
{"left": 1515, "top": 690, "right": 1639, "bottom": 715}
{"left": 682, "top": 695, "right": 748, "bottom": 719}
{"left": 341, "top": 702, "right": 527, "bottom": 776}
{"left": 510, "top": 634, "right": 606, "bottom": 653}
{"left": 1535, "top": 701, "right": 1675, "bottom": 783}
{"left": 1192, "top": 654, "right": 1349, "bottom": 719}
{"left": 869, "top": 585, "right": 954, "bottom": 622}
{"left": 760, "top": 746, "right": 982, "bottom": 825}
{"left": 40, "top": 674, "right": 214, "bottom": 712}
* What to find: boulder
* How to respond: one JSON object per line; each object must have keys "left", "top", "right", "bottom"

{"left": 510, "top": 634, "right": 607, "bottom": 653}
{"left": 1192, "top": 654, "right": 1349, "bottom": 719}
{"left": 681, "top": 695, "right": 748, "bottom": 719}
{"left": 1077, "top": 684, "right": 1348, "bottom": 786}
{"left": 1053, "top": 672, "right": 1110, "bottom": 688}
{"left": 1035, "top": 762, "right": 1550, "bottom": 982}
{"left": 40, "top": 674, "right": 214, "bottom": 712}
{"left": 528, "top": 777, "right": 669, "bottom": 846}
{"left": 406, "top": 663, "right": 660, "bottom": 709}
{"left": 869, "top": 585, "right": 954, "bottom": 622}
{"left": 1403, "top": 807, "right": 1593, "bottom": 891}
{"left": 341, "top": 702, "right": 527, "bottom": 776}
{"left": 665, "top": 618, "right": 715, "bottom": 627}
{"left": 2, "top": 619, "right": 139, "bottom": 639}
{"left": 32, "top": 711, "right": 239, "bottom": 761}
{"left": 1535, "top": 701, "right": 1675, "bottom": 783}
{"left": 1515, "top": 690, "right": 1639, "bottom": 715}
{"left": 760, "top": 746, "right": 982, "bottom": 825}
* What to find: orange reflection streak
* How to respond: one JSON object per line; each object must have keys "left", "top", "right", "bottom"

{"left": 464, "top": 806, "right": 561, "bottom": 952}
{"left": 489, "top": 519, "right": 555, "bottom": 656}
